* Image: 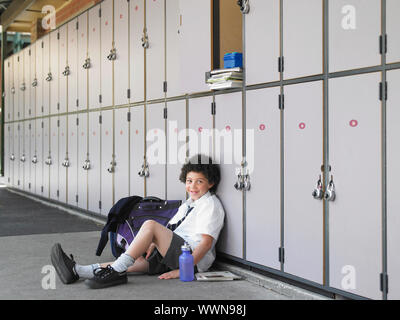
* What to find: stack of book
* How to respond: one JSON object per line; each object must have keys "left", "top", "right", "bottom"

{"left": 207, "top": 67, "right": 243, "bottom": 90}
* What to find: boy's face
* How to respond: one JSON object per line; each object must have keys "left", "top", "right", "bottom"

{"left": 185, "top": 171, "right": 214, "bottom": 201}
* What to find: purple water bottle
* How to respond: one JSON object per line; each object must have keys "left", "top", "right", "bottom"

{"left": 179, "top": 242, "right": 194, "bottom": 282}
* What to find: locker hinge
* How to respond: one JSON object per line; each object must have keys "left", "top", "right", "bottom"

{"left": 57, "top": 32, "right": 60, "bottom": 40}
{"left": 17, "top": 56, "right": 20, "bottom": 62}
{"left": 18, "top": 180, "right": 20, "bottom": 186}
{"left": 57, "top": 190, "right": 59, "bottom": 197}
{"left": 41, "top": 106, "right": 44, "bottom": 113}
{"left": 57, "top": 120, "right": 60, "bottom": 127}
{"left": 127, "top": 89, "right": 131, "bottom": 99}
{"left": 379, "top": 82, "right": 388, "bottom": 101}
{"left": 41, "top": 41, "right": 44, "bottom": 48}
{"left": 41, "top": 121, "right": 44, "bottom": 129}
{"left": 99, "top": 201, "right": 102, "bottom": 209}
{"left": 99, "top": 95, "right": 102, "bottom": 104}
{"left": 29, "top": 123, "right": 31, "bottom": 130}
{"left": 29, "top": 183, "right": 31, "bottom": 189}
{"left": 279, "top": 94, "right": 285, "bottom": 110}
{"left": 127, "top": 112, "right": 131, "bottom": 122}
{"left": 76, "top": 21, "right": 79, "bottom": 30}
{"left": 76, "top": 195, "right": 79, "bottom": 203}
{"left": 57, "top": 102, "right": 60, "bottom": 110}
{"left": 41, "top": 186, "right": 44, "bottom": 193}
{"left": 279, "top": 247, "right": 285, "bottom": 264}
{"left": 163, "top": 108, "right": 168, "bottom": 119}
{"left": 76, "top": 99, "right": 79, "bottom": 107}
{"left": 99, "top": 8, "right": 102, "bottom": 18}
{"left": 163, "top": 81, "right": 168, "bottom": 93}
{"left": 211, "top": 102, "right": 216, "bottom": 115}
{"left": 278, "top": 56, "right": 285, "bottom": 73}
{"left": 99, "top": 115, "right": 102, "bottom": 124}
{"left": 380, "top": 273, "right": 389, "bottom": 294}
{"left": 380, "top": 34, "right": 388, "bottom": 55}
{"left": 76, "top": 118, "right": 79, "bottom": 126}
{"left": 29, "top": 49, "right": 31, "bottom": 56}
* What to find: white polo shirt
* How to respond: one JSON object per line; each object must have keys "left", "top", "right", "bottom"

{"left": 169, "top": 192, "right": 225, "bottom": 272}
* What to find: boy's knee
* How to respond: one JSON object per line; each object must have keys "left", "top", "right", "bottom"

{"left": 142, "top": 220, "right": 158, "bottom": 230}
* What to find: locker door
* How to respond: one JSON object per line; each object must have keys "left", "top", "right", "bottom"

{"left": 78, "top": 12, "right": 88, "bottom": 111}
{"left": 9, "top": 124, "right": 15, "bottom": 185}
{"left": 246, "top": 0, "right": 280, "bottom": 85}
{"left": 88, "top": 5, "right": 102, "bottom": 110}
{"left": 24, "top": 48, "right": 31, "bottom": 119}
{"left": 88, "top": 111, "right": 101, "bottom": 213}
{"left": 215, "top": 92, "right": 243, "bottom": 259}
{"left": 23, "top": 121, "right": 30, "bottom": 190}
{"left": 284, "top": 81, "right": 323, "bottom": 284}
{"left": 36, "top": 40, "right": 43, "bottom": 116}
{"left": 329, "top": 0, "right": 381, "bottom": 72}
{"left": 59, "top": 116, "right": 68, "bottom": 203}
{"left": 50, "top": 117, "right": 59, "bottom": 201}
{"left": 283, "top": 0, "right": 323, "bottom": 79}
{"left": 101, "top": 0, "right": 113, "bottom": 108}
{"left": 4, "top": 59, "right": 10, "bottom": 121}
{"left": 68, "top": 19, "right": 79, "bottom": 112}
{"left": 35, "top": 119, "right": 43, "bottom": 195}
{"left": 130, "top": 0, "right": 145, "bottom": 103}
{"left": 387, "top": 0, "right": 400, "bottom": 64}
{"left": 166, "top": 0, "right": 183, "bottom": 98}
{"left": 329, "top": 73, "right": 382, "bottom": 300}
{"left": 13, "top": 123, "right": 20, "bottom": 188}
{"left": 14, "top": 54, "right": 21, "bottom": 120}
{"left": 50, "top": 30, "right": 60, "bottom": 115}
{"left": 114, "top": 0, "right": 130, "bottom": 107}
{"left": 246, "top": 87, "right": 281, "bottom": 270}
{"left": 43, "top": 34, "right": 50, "bottom": 115}
{"left": 19, "top": 51, "right": 25, "bottom": 120}
{"left": 30, "top": 121, "right": 36, "bottom": 193}
{"left": 67, "top": 115, "right": 78, "bottom": 206}
{"left": 130, "top": 105, "right": 145, "bottom": 197}
{"left": 166, "top": 100, "right": 186, "bottom": 201}
{"left": 42, "top": 118, "right": 50, "bottom": 197}
{"left": 101, "top": 110, "right": 114, "bottom": 215}
{"left": 59, "top": 26, "right": 68, "bottom": 114}
{"left": 4, "top": 124, "right": 11, "bottom": 185}
{"left": 146, "top": 0, "right": 165, "bottom": 101}
{"left": 387, "top": 69, "right": 400, "bottom": 300}
{"left": 114, "top": 109, "right": 130, "bottom": 201}
{"left": 188, "top": 96, "right": 213, "bottom": 160}
{"left": 179, "top": 0, "right": 211, "bottom": 94}
{"left": 30, "top": 45, "right": 36, "bottom": 118}
{"left": 77, "top": 113, "right": 88, "bottom": 210}
{"left": 146, "top": 103, "right": 166, "bottom": 198}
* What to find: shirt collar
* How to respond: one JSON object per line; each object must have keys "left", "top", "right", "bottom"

{"left": 186, "top": 191, "right": 212, "bottom": 208}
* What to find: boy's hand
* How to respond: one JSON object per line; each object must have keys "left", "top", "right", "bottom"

{"left": 145, "top": 243, "right": 156, "bottom": 259}
{"left": 158, "top": 269, "right": 180, "bottom": 280}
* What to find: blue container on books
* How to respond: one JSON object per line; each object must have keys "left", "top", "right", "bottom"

{"left": 224, "top": 52, "right": 243, "bottom": 69}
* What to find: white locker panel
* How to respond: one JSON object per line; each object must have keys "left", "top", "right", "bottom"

{"left": 42, "top": 34, "right": 50, "bottom": 115}
{"left": 246, "top": 0, "right": 280, "bottom": 85}
{"left": 68, "top": 19, "right": 79, "bottom": 112}
{"left": 4, "top": 58, "right": 10, "bottom": 121}
{"left": 284, "top": 81, "right": 323, "bottom": 284}
{"left": 114, "top": 0, "right": 130, "bottom": 107}
{"left": 387, "top": 69, "right": 400, "bottom": 300}
{"left": 101, "top": 110, "right": 114, "bottom": 215}
{"left": 114, "top": 109, "right": 130, "bottom": 201}
{"left": 77, "top": 113, "right": 88, "bottom": 210}
{"left": 283, "top": 0, "right": 323, "bottom": 79}
{"left": 101, "top": 0, "right": 114, "bottom": 108}
{"left": 59, "top": 116, "right": 68, "bottom": 203}
{"left": 130, "top": 106, "right": 145, "bottom": 197}
{"left": 35, "top": 119, "right": 43, "bottom": 196}
{"left": 78, "top": 12, "right": 88, "bottom": 111}
{"left": 23, "top": 121, "right": 31, "bottom": 190}
{"left": 146, "top": 103, "right": 166, "bottom": 198}
{"left": 179, "top": 0, "right": 211, "bottom": 94}
{"left": 30, "top": 45, "right": 36, "bottom": 118}
{"left": 67, "top": 115, "right": 78, "bottom": 206}
{"left": 329, "top": 0, "right": 381, "bottom": 72}
{"left": 88, "top": 5, "right": 102, "bottom": 110}
{"left": 50, "top": 30, "right": 60, "bottom": 115}
{"left": 4, "top": 124, "right": 11, "bottom": 185}
{"left": 59, "top": 25, "right": 68, "bottom": 114}
{"left": 215, "top": 92, "right": 243, "bottom": 259}
{"left": 14, "top": 54, "right": 21, "bottom": 120}
{"left": 166, "top": 0, "right": 183, "bottom": 98}
{"left": 23, "top": 48, "right": 31, "bottom": 119}
{"left": 387, "top": 0, "right": 400, "bottom": 64}
{"left": 18, "top": 123, "right": 24, "bottom": 190}
{"left": 88, "top": 112, "right": 101, "bottom": 213}
{"left": 246, "top": 87, "right": 281, "bottom": 270}
{"left": 130, "top": 0, "right": 145, "bottom": 103}
{"left": 50, "top": 117, "right": 59, "bottom": 201}
{"left": 146, "top": 0, "right": 165, "bottom": 101}
{"left": 8, "top": 124, "right": 15, "bottom": 186}
{"left": 19, "top": 51, "right": 25, "bottom": 120}
{"left": 42, "top": 119, "right": 50, "bottom": 197}
{"left": 166, "top": 100, "right": 187, "bottom": 201}
{"left": 329, "top": 73, "right": 381, "bottom": 300}
{"left": 13, "top": 123, "right": 20, "bottom": 188}
{"left": 36, "top": 40, "right": 43, "bottom": 116}
{"left": 30, "top": 121, "right": 36, "bottom": 193}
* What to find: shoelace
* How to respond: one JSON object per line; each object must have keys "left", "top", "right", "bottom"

{"left": 93, "top": 265, "right": 114, "bottom": 279}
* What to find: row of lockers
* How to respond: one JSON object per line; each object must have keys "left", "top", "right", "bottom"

{"left": 4, "top": 0, "right": 400, "bottom": 123}
{"left": 4, "top": 69, "right": 400, "bottom": 300}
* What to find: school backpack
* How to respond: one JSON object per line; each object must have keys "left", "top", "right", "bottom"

{"left": 109, "top": 196, "right": 182, "bottom": 258}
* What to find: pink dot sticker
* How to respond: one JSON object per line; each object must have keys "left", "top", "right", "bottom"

{"left": 93, "top": 131, "right": 96, "bottom": 136}
{"left": 71, "top": 132, "right": 74, "bottom": 136}
{"left": 154, "top": 129, "right": 158, "bottom": 134}
{"left": 225, "top": 125, "right": 231, "bottom": 132}
{"left": 105, "top": 130, "right": 109, "bottom": 136}
{"left": 259, "top": 124, "right": 266, "bottom": 131}
{"left": 198, "top": 127, "right": 203, "bottom": 133}
{"left": 299, "top": 123, "right": 306, "bottom": 130}
{"left": 136, "top": 130, "right": 139, "bottom": 135}
{"left": 120, "top": 14, "right": 123, "bottom": 19}
{"left": 105, "top": 21, "right": 108, "bottom": 26}
{"left": 82, "top": 132, "right": 85, "bottom": 136}
{"left": 174, "top": 128, "right": 178, "bottom": 133}
{"left": 135, "top": 5, "right": 139, "bottom": 11}
{"left": 120, "top": 130, "right": 123, "bottom": 135}
{"left": 350, "top": 120, "right": 358, "bottom": 128}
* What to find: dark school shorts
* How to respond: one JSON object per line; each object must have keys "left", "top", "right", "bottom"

{"left": 144, "top": 232, "right": 198, "bottom": 275}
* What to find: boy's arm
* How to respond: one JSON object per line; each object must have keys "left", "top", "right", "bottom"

{"left": 158, "top": 234, "right": 213, "bottom": 280}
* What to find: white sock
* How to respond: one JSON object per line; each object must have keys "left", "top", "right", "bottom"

{"left": 74, "top": 263, "right": 101, "bottom": 279}
{"left": 111, "top": 253, "right": 135, "bottom": 273}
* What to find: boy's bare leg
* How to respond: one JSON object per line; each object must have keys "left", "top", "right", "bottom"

{"left": 101, "top": 256, "right": 149, "bottom": 273}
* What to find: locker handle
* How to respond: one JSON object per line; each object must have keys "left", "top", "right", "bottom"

{"left": 141, "top": 29, "right": 149, "bottom": 49}
{"left": 62, "top": 66, "right": 70, "bottom": 76}
{"left": 20, "top": 83, "right": 26, "bottom": 91}
{"left": 83, "top": 58, "right": 91, "bottom": 69}
{"left": 20, "top": 154, "right": 26, "bottom": 163}
{"left": 45, "top": 156, "right": 53, "bottom": 166}
{"left": 107, "top": 48, "right": 117, "bottom": 61}
{"left": 10, "top": 154, "right": 15, "bottom": 161}
{"left": 32, "top": 79, "right": 38, "bottom": 87}
{"left": 11, "top": 87, "right": 15, "bottom": 94}
{"left": 83, "top": 159, "right": 91, "bottom": 170}
{"left": 45, "top": 73, "right": 53, "bottom": 82}
{"left": 324, "top": 176, "right": 336, "bottom": 202}
{"left": 312, "top": 175, "right": 324, "bottom": 200}
{"left": 62, "top": 158, "right": 70, "bottom": 168}
{"left": 31, "top": 155, "right": 38, "bottom": 164}
{"left": 237, "top": 0, "right": 250, "bottom": 14}
{"left": 107, "top": 160, "right": 117, "bottom": 173}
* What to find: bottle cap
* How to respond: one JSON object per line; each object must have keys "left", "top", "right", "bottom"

{"left": 181, "top": 242, "right": 191, "bottom": 251}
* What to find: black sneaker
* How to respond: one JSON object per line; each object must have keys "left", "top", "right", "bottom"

{"left": 50, "top": 243, "right": 79, "bottom": 284}
{"left": 85, "top": 265, "right": 127, "bottom": 289}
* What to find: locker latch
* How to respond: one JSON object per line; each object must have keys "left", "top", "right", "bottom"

{"left": 31, "top": 155, "right": 38, "bottom": 164}
{"left": 324, "top": 175, "right": 336, "bottom": 202}
{"left": 107, "top": 160, "right": 117, "bottom": 173}
{"left": 11, "top": 87, "right": 15, "bottom": 94}
{"left": 107, "top": 48, "right": 117, "bottom": 61}
{"left": 234, "top": 167, "right": 251, "bottom": 191}
{"left": 62, "top": 157, "right": 70, "bottom": 168}
{"left": 312, "top": 175, "right": 324, "bottom": 200}
{"left": 83, "top": 159, "right": 91, "bottom": 170}
{"left": 20, "top": 83, "right": 26, "bottom": 91}
{"left": 62, "top": 66, "right": 71, "bottom": 76}
{"left": 20, "top": 154, "right": 26, "bottom": 163}
{"left": 83, "top": 58, "right": 91, "bottom": 69}
{"left": 10, "top": 154, "right": 15, "bottom": 161}
{"left": 141, "top": 28, "right": 150, "bottom": 49}
{"left": 45, "top": 72, "right": 53, "bottom": 82}
{"left": 237, "top": 0, "right": 250, "bottom": 14}
{"left": 45, "top": 156, "right": 53, "bottom": 166}
{"left": 32, "top": 78, "right": 38, "bottom": 87}
{"left": 138, "top": 162, "right": 150, "bottom": 178}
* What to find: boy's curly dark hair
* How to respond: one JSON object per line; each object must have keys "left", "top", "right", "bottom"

{"left": 179, "top": 154, "right": 221, "bottom": 194}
